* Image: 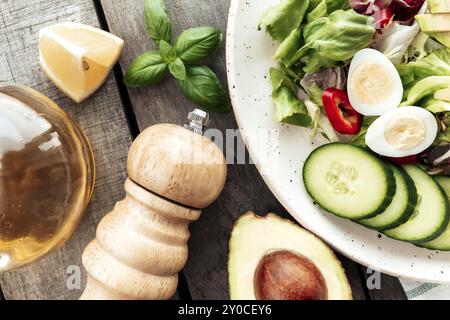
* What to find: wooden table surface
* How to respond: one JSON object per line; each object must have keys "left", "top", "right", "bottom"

{"left": 0, "top": 0, "right": 407, "bottom": 300}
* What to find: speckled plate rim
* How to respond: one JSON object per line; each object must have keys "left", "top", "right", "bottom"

{"left": 226, "top": 0, "right": 450, "bottom": 284}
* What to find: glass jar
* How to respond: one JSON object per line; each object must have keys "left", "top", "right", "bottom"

{"left": 0, "top": 83, "right": 95, "bottom": 271}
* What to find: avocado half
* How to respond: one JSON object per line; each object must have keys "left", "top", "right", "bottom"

{"left": 228, "top": 212, "right": 352, "bottom": 300}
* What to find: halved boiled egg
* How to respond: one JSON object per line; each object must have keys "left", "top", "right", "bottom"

{"left": 347, "top": 49, "right": 403, "bottom": 116}
{"left": 366, "top": 107, "right": 438, "bottom": 157}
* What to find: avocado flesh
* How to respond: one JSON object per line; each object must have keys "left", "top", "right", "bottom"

{"left": 416, "top": 14, "right": 450, "bottom": 33}
{"left": 228, "top": 212, "right": 352, "bottom": 300}
{"left": 428, "top": 0, "right": 450, "bottom": 14}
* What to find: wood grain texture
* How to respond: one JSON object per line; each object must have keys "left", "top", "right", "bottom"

{"left": 127, "top": 124, "right": 227, "bottom": 209}
{"left": 81, "top": 123, "right": 226, "bottom": 300}
{"left": 99, "top": 0, "right": 401, "bottom": 300}
{"left": 0, "top": 0, "right": 132, "bottom": 299}
{"left": 81, "top": 178, "right": 201, "bottom": 300}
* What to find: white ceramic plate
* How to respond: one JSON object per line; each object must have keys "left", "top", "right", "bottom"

{"left": 226, "top": 0, "right": 450, "bottom": 283}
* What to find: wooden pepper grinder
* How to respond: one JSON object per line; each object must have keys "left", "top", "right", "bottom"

{"left": 80, "top": 109, "right": 227, "bottom": 300}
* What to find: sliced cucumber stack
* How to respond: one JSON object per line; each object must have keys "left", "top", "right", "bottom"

{"left": 383, "top": 166, "right": 450, "bottom": 243}
{"left": 303, "top": 143, "right": 396, "bottom": 219}
{"left": 358, "top": 165, "right": 417, "bottom": 231}
{"left": 418, "top": 176, "right": 450, "bottom": 251}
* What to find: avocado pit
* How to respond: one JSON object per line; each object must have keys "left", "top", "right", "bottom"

{"left": 254, "top": 250, "right": 328, "bottom": 300}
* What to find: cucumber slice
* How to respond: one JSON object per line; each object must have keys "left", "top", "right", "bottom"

{"left": 384, "top": 166, "right": 450, "bottom": 243}
{"left": 358, "top": 165, "right": 417, "bottom": 231}
{"left": 303, "top": 143, "right": 396, "bottom": 219}
{"left": 419, "top": 176, "right": 450, "bottom": 251}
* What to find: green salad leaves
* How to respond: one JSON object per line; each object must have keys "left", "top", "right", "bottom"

{"left": 259, "top": 1, "right": 376, "bottom": 137}
{"left": 270, "top": 67, "right": 312, "bottom": 127}
{"left": 397, "top": 48, "right": 450, "bottom": 89}
{"left": 260, "top": 1, "right": 375, "bottom": 74}
{"left": 396, "top": 49, "right": 450, "bottom": 115}
{"left": 259, "top": 0, "right": 310, "bottom": 42}
{"left": 289, "top": 10, "right": 375, "bottom": 73}
{"left": 124, "top": 0, "right": 230, "bottom": 113}
{"left": 401, "top": 76, "right": 450, "bottom": 107}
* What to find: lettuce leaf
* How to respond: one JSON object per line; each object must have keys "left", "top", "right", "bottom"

{"left": 373, "top": 22, "right": 420, "bottom": 64}
{"left": 401, "top": 76, "right": 450, "bottom": 106}
{"left": 307, "top": 1, "right": 328, "bottom": 22}
{"left": 351, "top": 116, "right": 378, "bottom": 147}
{"left": 307, "top": 0, "right": 349, "bottom": 22}
{"left": 424, "top": 99, "right": 450, "bottom": 113}
{"left": 300, "top": 67, "right": 347, "bottom": 93}
{"left": 289, "top": 9, "right": 376, "bottom": 74}
{"left": 397, "top": 48, "right": 450, "bottom": 89}
{"left": 259, "top": 0, "right": 309, "bottom": 42}
{"left": 437, "top": 114, "right": 450, "bottom": 145}
{"left": 270, "top": 67, "right": 312, "bottom": 127}
{"left": 306, "top": 0, "right": 349, "bottom": 14}
{"left": 274, "top": 28, "right": 303, "bottom": 61}
{"left": 325, "top": 0, "right": 351, "bottom": 12}
{"left": 270, "top": 0, "right": 350, "bottom": 62}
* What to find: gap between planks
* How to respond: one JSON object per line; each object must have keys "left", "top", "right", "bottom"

{"left": 93, "top": 0, "right": 140, "bottom": 139}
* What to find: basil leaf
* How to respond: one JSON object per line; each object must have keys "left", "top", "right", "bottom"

{"left": 178, "top": 65, "right": 230, "bottom": 113}
{"left": 169, "top": 57, "right": 186, "bottom": 80}
{"left": 145, "top": 0, "right": 172, "bottom": 44}
{"left": 124, "top": 51, "right": 168, "bottom": 87}
{"left": 175, "top": 27, "right": 222, "bottom": 63}
{"left": 159, "top": 40, "right": 177, "bottom": 63}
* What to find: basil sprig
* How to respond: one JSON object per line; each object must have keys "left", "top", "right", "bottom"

{"left": 124, "top": 0, "right": 230, "bottom": 113}
{"left": 145, "top": 0, "right": 172, "bottom": 44}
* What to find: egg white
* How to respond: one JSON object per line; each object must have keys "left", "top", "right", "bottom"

{"left": 365, "top": 107, "right": 438, "bottom": 158}
{"left": 347, "top": 49, "right": 403, "bottom": 116}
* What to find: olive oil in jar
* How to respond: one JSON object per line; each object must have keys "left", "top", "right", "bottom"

{"left": 0, "top": 84, "right": 95, "bottom": 271}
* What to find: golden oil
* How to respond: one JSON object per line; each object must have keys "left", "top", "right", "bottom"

{"left": 0, "top": 83, "right": 95, "bottom": 271}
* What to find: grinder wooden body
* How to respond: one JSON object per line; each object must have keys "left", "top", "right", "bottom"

{"left": 80, "top": 123, "right": 227, "bottom": 300}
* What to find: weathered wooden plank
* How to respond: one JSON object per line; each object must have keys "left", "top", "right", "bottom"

{"left": 0, "top": 0, "right": 133, "bottom": 299}
{"left": 100, "top": 0, "right": 381, "bottom": 300}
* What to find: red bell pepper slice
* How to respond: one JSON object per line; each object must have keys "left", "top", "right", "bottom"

{"left": 322, "top": 88, "right": 362, "bottom": 135}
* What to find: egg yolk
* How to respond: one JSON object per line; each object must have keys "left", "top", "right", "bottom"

{"left": 384, "top": 114, "right": 426, "bottom": 150}
{"left": 349, "top": 63, "right": 393, "bottom": 106}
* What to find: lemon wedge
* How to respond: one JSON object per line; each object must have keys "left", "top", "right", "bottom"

{"left": 39, "top": 22, "right": 124, "bottom": 103}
